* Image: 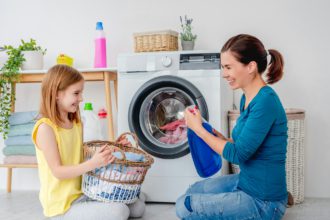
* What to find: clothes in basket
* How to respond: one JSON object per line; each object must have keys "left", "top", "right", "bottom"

{"left": 83, "top": 174, "right": 141, "bottom": 203}
{"left": 112, "top": 152, "right": 145, "bottom": 162}
{"left": 82, "top": 135, "right": 154, "bottom": 204}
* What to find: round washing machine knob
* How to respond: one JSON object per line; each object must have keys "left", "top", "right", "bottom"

{"left": 161, "top": 56, "right": 172, "bottom": 67}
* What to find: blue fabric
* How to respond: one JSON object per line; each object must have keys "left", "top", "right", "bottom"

{"left": 184, "top": 196, "right": 193, "bottom": 212}
{"left": 2, "top": 145, "right": 36, "bottom": 156}
{"left": 187, "top": 122, "right": 222, "bottom": 178}
{"left": 98, "top": 186, "right": 140, "bottom": 201}
{"left": 223, "top": 86, "right": 288, "bottom": 201}
{"left": 112, "top": 152, "right": 145, "bottom": 162}
{"left": 176, "top": 174, "right": 287, "bottom": 220}
{"left": 8, "top": 122, "right": 35, "bottom": 137}
{"left": 8, "top": 111, "right": 38, "bottom": 125}
{"left": 4, "top": 135, "right": 34, "bottom": 146}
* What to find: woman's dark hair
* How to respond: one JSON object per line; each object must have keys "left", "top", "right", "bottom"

{"left": 221, "top": 34, "right": 284, "bottom": 84}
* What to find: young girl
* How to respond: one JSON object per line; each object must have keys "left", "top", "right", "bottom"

{"left": 32, "top": 65, "right": 130, "bottom": 219}
{"left": 176, "top": 34, "right": 288, "bottom": 220}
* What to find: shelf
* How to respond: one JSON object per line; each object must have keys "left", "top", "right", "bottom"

{"left": 0, "top": 164, "right": 38, "bottom": 168}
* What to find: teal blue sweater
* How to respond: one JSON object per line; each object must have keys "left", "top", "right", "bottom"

{"left": 223, "top": 86, "right": 288, "bottom": 201}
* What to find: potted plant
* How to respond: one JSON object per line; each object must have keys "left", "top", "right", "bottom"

{"left": 179, "top": 15, "right": 197, "bottom": 50}
{"left": 19, "top": 39, "right": 46, "bottom": 70}
{"left": 0, "top": 39, "right": 46, "bottom": 139}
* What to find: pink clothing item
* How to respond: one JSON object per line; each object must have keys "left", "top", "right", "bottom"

{"left": 4, "top": 155, "right": 37, "bottom": 164}
{"left": 160, "top": 119, "right": 186, "bottom": 131}
{"left": 158, "top": 121, "right": 187, "bottom": 144}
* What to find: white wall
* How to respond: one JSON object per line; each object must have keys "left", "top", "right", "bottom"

{"left": 1, "top": 0, "right": 329, "bottom": 198}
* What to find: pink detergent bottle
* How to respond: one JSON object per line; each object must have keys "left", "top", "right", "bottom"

{"left": 94, "top": 21, "right": 107, "bottom": 68}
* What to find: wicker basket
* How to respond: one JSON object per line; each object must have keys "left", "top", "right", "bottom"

{"left": 133, "top": 30, "right": 178, "bottom": 52}
{"left": 82, "top": 132, "right": 154, "bottom": 204}
{"left": 228, "top": 109, "right": 305, "bottom": 204}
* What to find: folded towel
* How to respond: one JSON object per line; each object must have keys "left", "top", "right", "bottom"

{"left": 4, "top": 155, "right": 37, "bottom": 164}
{"left": 8, "top": 123, "right": 35, "bottom": 137}
{"left": 8, "top": 111, "right": 38, "bottom": 125}
{"left": 4, "top": 135, "right": 34, "bottom": 146}
{"left": 2, "top": 145, "right": 36, "bottom": 156}
{"left": 112, "top": 152, "right": 145, "bottom": 162}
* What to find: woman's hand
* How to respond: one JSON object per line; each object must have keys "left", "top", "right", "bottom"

{"left": 184, "top": 107, "right": 203, "bottom": 133}
{"left": 90, "top": 145, "right": 115, "bottom": 169}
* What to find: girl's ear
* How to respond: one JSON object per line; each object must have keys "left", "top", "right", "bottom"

{"left": 56, "top": 91, "right": 62, "bottom": 100}
{"left": 247, "top": 61, "right": 258, "bottom": 74}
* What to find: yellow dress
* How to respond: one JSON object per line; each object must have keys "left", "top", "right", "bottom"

{"left": 32, "top": 118, "right": 83, "bottom": 217}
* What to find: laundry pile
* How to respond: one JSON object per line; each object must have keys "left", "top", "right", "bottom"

{"left": 158, "top": 119, "right": 187, "bottom": 144}
{"left": 2, "top": 111, "right": 38, "bottom": 164}
{"left": 83, "top": 162, "right": 144, "bottom": 203}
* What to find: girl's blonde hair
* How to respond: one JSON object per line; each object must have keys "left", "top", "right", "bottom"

{"left": 40, "top": 64, "right": 84, "bottom": 126}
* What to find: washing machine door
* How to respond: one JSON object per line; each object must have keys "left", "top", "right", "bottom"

{"left": 128, "top": 75, "right": 208, "bottom": 159}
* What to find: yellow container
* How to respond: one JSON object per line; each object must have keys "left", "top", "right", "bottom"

{"left": 57, "top": 54, "right": 73, "bottom": 66}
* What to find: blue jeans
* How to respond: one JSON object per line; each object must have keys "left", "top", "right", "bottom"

{"left": 176, "top": 174, "right": 287, "bottom": 220}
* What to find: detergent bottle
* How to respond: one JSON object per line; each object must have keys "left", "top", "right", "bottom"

{"left": 98, "top": 108, "right": 108, "bottom": 140}
{"left": 94, "top": 21, "right": 107, "bottom": 68}
{"left": 81, "top": 103, "right": 103, "bottom": 142}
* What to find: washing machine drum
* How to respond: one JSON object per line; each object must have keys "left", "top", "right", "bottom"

{"left": 128, "top": 75, "right": 209, "bottom": 159}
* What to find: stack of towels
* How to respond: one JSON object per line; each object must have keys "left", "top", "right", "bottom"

{"left": 2, "top": 111, "right": 38, "bottom": 164}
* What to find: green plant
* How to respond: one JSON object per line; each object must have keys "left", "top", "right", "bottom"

{"left": 179, "top": 15, "right": 197, "bottom": 42}
{"left": 18, "top": 39, "right": 47, "bottom": 55}
{"left": 0, "top": 39, "right": 46, "bottom": 139}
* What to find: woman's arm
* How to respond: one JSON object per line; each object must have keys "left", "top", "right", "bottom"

{"left": 184, "top": 109, "right": 230, "bottom": 155}
{"left": 36, "top": 123, "right": 115, "bottom": 180}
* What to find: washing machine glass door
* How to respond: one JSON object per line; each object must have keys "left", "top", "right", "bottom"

{"left": 128, "top": 75, "right": 208, "bottom": 159}
{"left": 140, "top": 87, "right": 192, "bottom": 149}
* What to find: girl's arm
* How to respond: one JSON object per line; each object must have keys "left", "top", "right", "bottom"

{"left": 36, "top": 123, "right": 115, "bottom": 180}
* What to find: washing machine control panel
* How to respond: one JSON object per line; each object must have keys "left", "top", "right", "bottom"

{"left": 180, "top": 53, "right": 220, "bottom": 70}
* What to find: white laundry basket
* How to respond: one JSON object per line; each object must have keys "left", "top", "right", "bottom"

{"left": 227, "top": 109, "right": 305, "bottom": 204}
{"left": 82, "top": 133, "right": 154, "bottom": 204}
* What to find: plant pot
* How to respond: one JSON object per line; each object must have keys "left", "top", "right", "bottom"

{"left": 21, "top": 51, "right": 44, "bottom": 70}
{"left": 181, "top": 40, "right": 195, "bottom": 51}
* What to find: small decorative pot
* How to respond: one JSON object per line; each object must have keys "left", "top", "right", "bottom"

{"left": 21, "top": 51, "right": 44, "bottom": 70}
{"left": 181, "top": 40, "right": 195, "bottom": 50}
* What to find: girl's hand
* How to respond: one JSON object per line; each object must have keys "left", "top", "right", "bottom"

{"left": 117, "top": 136, "right": 132, "bottom": 147}
{"left": 90, "top": 145, "right": 115, "bottom": 169}
{"left": 184, "top": 107, "right": 203, "bottom": 133}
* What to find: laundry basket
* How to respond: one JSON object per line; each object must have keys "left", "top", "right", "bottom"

{"left": 227, "top": 109, "right": 306, "bottom": 204}
{"left": 82, "top": 132, "right": 154, "bottom": 204}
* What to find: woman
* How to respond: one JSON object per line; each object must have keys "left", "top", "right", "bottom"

{"left": 176, "top": 34, "right": 288, "bottom": 220}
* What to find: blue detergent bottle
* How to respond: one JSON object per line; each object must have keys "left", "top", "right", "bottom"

{"left": 187, "top": 122, "right": 222, "bottom": 178}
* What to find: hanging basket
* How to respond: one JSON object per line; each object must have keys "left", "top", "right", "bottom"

{"left": 82, "top": 132, "right": 154, "bottom": 204}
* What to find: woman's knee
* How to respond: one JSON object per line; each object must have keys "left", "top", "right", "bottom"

{"left": 175, "top": 194, "right": 192, "bottom": 219}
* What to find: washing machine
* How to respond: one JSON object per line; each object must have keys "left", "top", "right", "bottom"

{"left": 117, "top": 51, "right": 232, "bottom": 202}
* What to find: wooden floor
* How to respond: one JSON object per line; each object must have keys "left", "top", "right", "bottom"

{"left": 1, "top": 190, "right": 330, "bottom": 220}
